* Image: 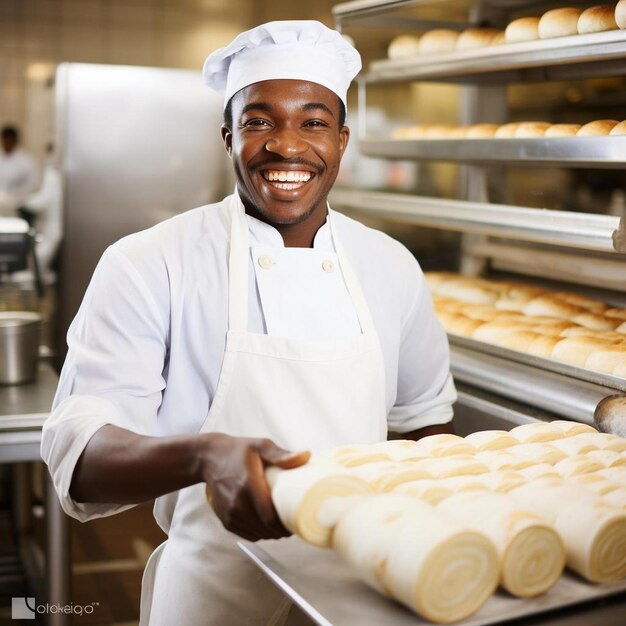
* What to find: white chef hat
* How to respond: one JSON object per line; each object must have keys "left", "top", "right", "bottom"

{"left": 202, "top": 20, "right": 361, "bottom": 109}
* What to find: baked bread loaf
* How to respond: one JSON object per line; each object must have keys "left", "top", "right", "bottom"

{"left": 545, "top": 123, "right": 582, "bottom": 137}
{"left": 505, "top": 17, "right": 540, "bottom": 43}
{"left": 539, "top": 8, "right": 583, "bottom": 38}
{"left": 578, "top": 5, "right": 619, "bottom": 33}
{"left": 438, "top": 491, "right": 566, "bottom": 597}
{"left": 388, "top": 34, "right": 421, "bottom": 59}
{"left": 617, "top": 0, "right": 626, "bottom": 28}
{"left": 332, "top": 494, "right": 500, "bottom": 623}
{"left": 456, "top": 28, "right": 502, "bottom": 50}
{"left": 609, "top": 120, "right": 626, "bottom": 135}
{"left": 266, "top": 459, "right": 372, "bottom": 547}
{"left": 418, "top": 29, "right": 459, "bottom": 55}
{"left": 514, "top": 121, "right": 551, "bottom": 138}
{"left": 577, "top": 120, "right": 620, "bottom": 135}
{"left": 491, "top": 31, "right": 506, "bottom": 45}
{"left": 465, "top": 123, "right": 500, "bottom": 138}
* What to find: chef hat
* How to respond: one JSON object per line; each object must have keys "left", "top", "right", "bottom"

{"left": 203, "top": 20, "right": 361, "bottom": 109}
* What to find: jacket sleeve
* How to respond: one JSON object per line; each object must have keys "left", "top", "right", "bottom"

{"left": 387, "top": 263, "right": 457, "bottom": 433}
{"left": 41, "top": 246, "right": 168, "bottom": 521}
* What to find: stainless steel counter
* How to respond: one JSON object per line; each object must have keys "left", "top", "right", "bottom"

{"left": 0, "top": 363, "right": 70, "bottom": 626}
{"left": 241, "top": 538, "right": 626, "bottom": 626}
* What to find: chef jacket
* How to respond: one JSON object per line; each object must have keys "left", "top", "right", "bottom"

{"left": 42, "top": 198, "right": 456, "bottom": 522}
{"left": 0, "top": 148, "right": 40, "bottom": 203}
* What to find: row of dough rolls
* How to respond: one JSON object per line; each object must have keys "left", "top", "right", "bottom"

{"left": 265, "top": 422, "right": 626, "bottom": 623}
{"left": 392, "top": 119, "right": 626, "bottom": 139}
{"left": 425, "top": 272, "right": 626, "bottom": 378}
{"left": 388, "top": 3, "right": 626, "bottom": 59}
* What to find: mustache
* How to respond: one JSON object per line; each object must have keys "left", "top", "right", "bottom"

{"left": 251, "top": 158, "right": 323, "bottom": 176}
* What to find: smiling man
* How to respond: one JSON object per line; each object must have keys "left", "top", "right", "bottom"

{"left": 42, "top": 21, "right": 456, "bottom": 626}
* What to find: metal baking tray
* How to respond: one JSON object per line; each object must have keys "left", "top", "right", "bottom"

{"left": 366, "top": 30, "right": 626, "bottom": 83}
{"left": 360, "top": 137, "right": 626, "bottom": 170}
{"left": 449, "top": 335, "right": 626, "bottom": 393}
{"left": 241, "top": 538, "right": 626, "bottom": 626}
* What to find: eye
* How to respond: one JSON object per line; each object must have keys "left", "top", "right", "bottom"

{"left": 304, "top": 119, "right": 330, "bottom": 128}
{"left": 241, "top": 118, "right": 272, "bottom": 129}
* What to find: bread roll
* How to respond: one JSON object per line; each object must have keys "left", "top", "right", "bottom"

{"left": 605, "top": 307, "right": 626, "bottom": 320}
{"left": 517, "top": 463, "right": 561, "bottom": 480}
{"left": 526, "top": 335, "right": 561, "bottom": 357}
{"left": 505, "top": 17, "right": 541, "bottom": 43}
{"left": 577, "top": 120, "right": 620, "bottom": 136}
{"left": 370, "top": 439, "right": 425, "bottom": 462}
{"left": 539, "top": 8, "right": 583, "bottom": 38}
{"left": 514, "top": 121, "right": 551, "bottom": 138}
{"left": 509, "top": 422, "right": 566, "bottom": 443}
{"left": 321, "top": 444, "right": 390, "bottom": 467}
{"left": 574, "top": 433, "right": 626, "bottom": 452}
{"left": 603, "top": 487, "right": 626, "bottom": 509}
{"left": 407, "top": 434, "right": 476, "bottom": 458}
{"left": 609, "top": 120, "right": 626, "bottom": 135}
{"left": 597, "top": 466, "right": 626, "bottom": 484}
{"left": 577, "top": 5, "right": 618, "bottom": 34}
{"left": 617, "top": 0, "right": 626, "bottom": 29}
{"left": 456, "top": 303, "right": 501, "bottom": 322}
{"left": 554, "top": 291, "right": 607, "bottom": 312}
{"left": 393, "top": 479, "right": 453, "bottom": 505}
{"left": 349, "top": 461, "right": 432, "bottom": 492}
{"left": 498, "top": 330, "right": 544, "bottom": 352}
{"left": 437, "top": 312, "right": 484, "bottom": 337}
{"left": 586, "top": 449, "right": 626, "bottom": 468}
{"left": 495, "top": 122, "right": 520, "bottom": 138}
{"left": 478, "top": 470, "right": 528, "bottom": 491}
{"left": 388, "top": 34, "right": 421, "bottom": 60}
{"left": 423, "top": 124, "right": 456, "bottom": 139}
{"left": 550, "top": 436, "right": 598, "bottom": 455}
{"left": 465, "top": 123, "right": 500, "bottom": 138}
{"left": 438, "top": 475, "right": 491, "bottom": 494}
{"left": 551, "top": 336, "right": 614, "bottom": 366}
{"left": 266, "top": 460, "right": 373, "bottom": 547}
{"left": 586, "top": 345, "right": 626, "bottom": 374}
{"left": 549, "top": 420, "right": 598, "bottom": 436}
{"left": 507, "top": 443, "right": 567, "bottom": 465}
{"left": 417, "top": 29, "right": 459, "bottom": 55}
{"left": 570, "top": 472, "right": 621, "bottom": 494}
{"left": 544, "top": 123, "right": 582, "bottom": 137}
{"left": 510, "top": 479, "right": 626, "bottom": 582}
{"left": 618, "top": 321, "right": 626, "bottom": 334}
{"left": 436, "top": 278, "right": 500, "bottom": 304}
{"left": 332, "top": 494, "right": 500, "bottom": 623}
{"left": 572, "top": 313, "right": 621, "bottom": 331}
{"left": 464, "top": 430, "right": 518, "bottom": 451}
{"left": 413, "top": 455, "right": 489, "bottom": 478}
{"left": 438, "top": 492, "right": 565, "bottom": 597}
{"left": 456, "top": 28, "right": 501, "bottom": 50}
{"left": 472, "top": 321, "right": 533, "bottom": 343}
{"left": 523, "top": 296, "right": 585, "bottom": 318}
{"left": 553, "top": 455, "right": 605, "bottom": 477}
{"left": 476, "top": 450, "right": 533, "bottom": 471}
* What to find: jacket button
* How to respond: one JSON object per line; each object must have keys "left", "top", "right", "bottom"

{"left": 258, "top": 255, "right": 273, "bottom": 270}
{"left": 322, "top": 260, "right": 334, "bottom": 273}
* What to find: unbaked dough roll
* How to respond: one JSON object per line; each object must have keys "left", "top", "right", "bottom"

{"left": 544, "top": 123, "right": 582, "bottom": 137}
{"left": 495, "top": 122, "right": 520, "bottom": 138}
{"left": 417, "top": 29, "right": 460, "bottom": 55}
{"left": 597, "top": 466, "right": 626, "bottom": 484}
{"left": 538, "top": 8, "right": 583, "bottom": 38}
{"left": 438, "top": 475, "right": 491, "bottom": 494}
{"left": 413, "top": 455, "right": 489, "bottom": 478}
{"left": 609, "top": 120, "right": 626, "bottom": 135}
{"left": 574, "top": 433, "right": 626, "bottom": 452}
{"left": 266, "top": 460, "right": 373, "bottom": 547}
{"left": 475, "top": 451, "right": 533, "bottom": 471}
{"left": 553, "top": 455, "right": 605, "bottom": 477}
{"left": 509, "top": 422, "right": 566, "bottom": 443}
{"left": 587, "top": 449, "right": 626, "bottom": 467}
{"left": 412, "top": 434, "right": 477, "bottom": 457}
{"left": 333, "top": 494, "right": 500, "bottom": 623}
{"left": 571, "top": 472, "right": 620, "bottom": 494}
{"left": 617, "top": 1, "right": 626, "bottom": 28}
{"left": 514, "top": 121, "right": 550, "bottom": 138}
{"left": 393, "top": 479, "right": 454, "bottom": 505}
{"left": 603, "top": 487, "right": 626, "bottom": 509}
{"left": 478, "top": 470, "right": 528, "bottom": 492}
{"left": 505, "top": 17, "right": 540, "bottom": 43}
{"left": 549, "top": 419, "right": 597, "bottom": 436}
{"left": 456, "top": 28, "right": 501, "bottom": 50}
{"left": 321, "top": 444, "right": 391, "bottom": 467}
{"left": 506, "top": 443, "right": 567, "bottom": 465}
{"left": 388, "top": 34, "right": 421, "bottom": 59}
{"left": 464, "top": 430, "right": 519, "bottom": 451}
{"left": 550, "top": 437, "right": 599, "bottom": 455}
{"left": 510, "top": 478, "right": 626, "bottom": 582}
{"left": 576, "top": 120, "right": 620, "bottom": 136}
{"left": 371, "top": 439, "right": 425, "bottom": 462}
{"left": 349, "top": 461, "right": 432, "bottom": 492}
{"left": 577, "top": 5, "right": 618, "bottom": 33}
{"left": 518, "top": 464, "right": 561, "bottom": 480}
{"left": 438, "top": 491, "right": 565, "bottom": 597}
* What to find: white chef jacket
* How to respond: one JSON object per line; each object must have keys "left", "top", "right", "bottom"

{"left": 0, "top": 148, "right": 40, "bottom": 205}
{"left": 42, "top": 197, "right": 456, "bottom": 522}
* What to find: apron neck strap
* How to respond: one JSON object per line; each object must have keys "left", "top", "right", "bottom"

{"left": 226, "top": 191, "right": 376, "bottom": 336}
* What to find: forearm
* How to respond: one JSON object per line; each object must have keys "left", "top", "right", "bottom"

{"left": 69, "top": 424, "right": 207, "bottom": 504}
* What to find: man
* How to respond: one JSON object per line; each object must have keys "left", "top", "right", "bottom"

{"left": 0, "top": 125, "right": 40, "bottom": 212}
{"left": 42, "top": 21, "right": 456, "bottom": 625}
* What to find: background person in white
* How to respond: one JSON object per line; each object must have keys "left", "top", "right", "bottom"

{"left": 42, "top": 21, "right": 456, "bottom": 625}
{"left": 0, "top": 125, "right": 40, "bottom": 214}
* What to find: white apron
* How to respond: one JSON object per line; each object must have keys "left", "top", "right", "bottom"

{"left": 140, "top": 193, "right": 387, "bottom": 625}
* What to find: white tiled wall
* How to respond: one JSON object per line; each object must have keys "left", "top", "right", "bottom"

{"left": 1, "top": 0, "right": 338, "bottom": 160}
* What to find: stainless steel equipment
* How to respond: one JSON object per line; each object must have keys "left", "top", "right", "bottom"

{"left": 55, "top": 63, "right": 231, "bottom": 357}
{"left": 0, "top": 311, "right": 41, "bottom": 384}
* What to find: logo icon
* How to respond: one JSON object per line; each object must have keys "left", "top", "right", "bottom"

{"left": 12, "top": 597, "right": 36, "bottom": 619}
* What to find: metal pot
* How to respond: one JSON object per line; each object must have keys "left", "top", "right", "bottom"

{"left": 0, "top": 311, "right": 41, "bottom": 385}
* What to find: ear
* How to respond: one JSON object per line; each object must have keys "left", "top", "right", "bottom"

{"left": 338, "top": 125, "right": 350, "bottom": 159}
{"left": 221, "top": 124, "right": 233, "bottom": 157}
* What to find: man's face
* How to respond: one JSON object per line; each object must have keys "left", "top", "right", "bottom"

{"left": 222, "top": 79, "right": 349, "bottom": 226}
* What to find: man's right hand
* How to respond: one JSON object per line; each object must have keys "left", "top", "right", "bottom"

{"left": 200, "top": 433, "right": 310, "bottom": 541}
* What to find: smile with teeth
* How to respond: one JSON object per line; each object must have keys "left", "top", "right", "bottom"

{"left": 262, "top": 169, "right": 313, "bottom": 190}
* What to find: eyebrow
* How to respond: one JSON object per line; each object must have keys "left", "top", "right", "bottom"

{"left": 240, "top": 102, "right": 272, "bottom": 116}
{"left": 302, "top": 102, "right": 335, "bottom": 118}
{"left": 239, "top": 101, "right": 336, "bottom": 118}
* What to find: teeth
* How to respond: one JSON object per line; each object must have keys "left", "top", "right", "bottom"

{"left": 263, "top": 170, "right": 312, "bottom": 183}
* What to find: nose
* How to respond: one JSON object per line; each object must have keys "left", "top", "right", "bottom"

{"left": 264, "top": 128, "right": 307, "bottom": 158}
